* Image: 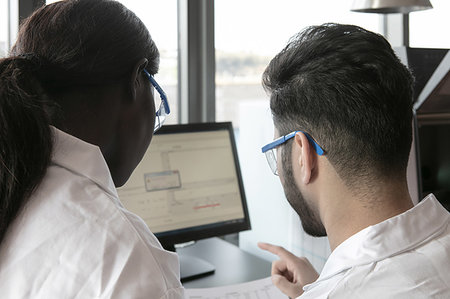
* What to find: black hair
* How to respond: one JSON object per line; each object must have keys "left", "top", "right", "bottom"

{"left": 263, "top": 23, "right": 414, "bottom": 189}
{"left": 0, "top": 0, "right": 159, "bottom": 245}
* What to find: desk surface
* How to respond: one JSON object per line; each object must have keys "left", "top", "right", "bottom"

{"left": 179, "top": 237, "right": 272, "bottom": 288}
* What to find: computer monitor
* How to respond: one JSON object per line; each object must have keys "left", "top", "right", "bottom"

{"left": 117, "top": 122, "right": 251, "bottom": 279}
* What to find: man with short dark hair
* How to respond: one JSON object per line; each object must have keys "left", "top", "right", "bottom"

{"left": 258, "top": 23, "right": 450, "bottom": 298}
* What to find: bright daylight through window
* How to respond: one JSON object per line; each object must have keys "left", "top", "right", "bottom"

{"left": 214, "top": 0, "right": 380, "bottom": 129}
{"left": 0, "top": 0, "right": 9, "bottom": 57}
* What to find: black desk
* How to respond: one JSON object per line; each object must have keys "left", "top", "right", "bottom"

{"left": 179, "top": 237, "right": 272, "bottom": 288}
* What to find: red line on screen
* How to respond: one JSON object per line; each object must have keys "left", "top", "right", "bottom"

{"left": 193, "top": 203, "right": 221, "bottom": 210}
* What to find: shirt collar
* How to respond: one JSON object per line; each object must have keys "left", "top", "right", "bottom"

{"left": 305, "top": 194, "right": 450, "bottom": 290}
{"left": 51, "top": 126, "right": 118, "bottom": 199}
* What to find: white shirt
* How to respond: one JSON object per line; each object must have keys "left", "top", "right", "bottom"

{"left": 0, "top": 128, "right": 184, "bottom": 299}
{"left": 300, "top": 194, "right": 450, "bottom": 299}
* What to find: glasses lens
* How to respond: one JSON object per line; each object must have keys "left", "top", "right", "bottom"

{"left": 154, "top": 101, "right": 168, "bottom": 132}
{"left": 146, "top": 71, "right": 170, "bottom": 133}
{"left": 154, "top": 94, "right": 162, "bottom": 112}
{"left": 265, "top": 149, "right": 278, "bottom": 175}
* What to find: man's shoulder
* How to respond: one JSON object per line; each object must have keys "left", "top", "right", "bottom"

{"left": 328, "top": 241, "right": 450, "bottom": 298}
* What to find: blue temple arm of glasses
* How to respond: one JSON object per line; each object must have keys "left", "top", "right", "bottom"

{"left": 152, "top": 79, "right": 170, "bottom": 114}
{"left": 261, "top": 132, "right": 297, "bottom": 153}
{"left": 143, "top": 69, "right": 171, "bottom": 114}
{"left": 304, "top": 133, "right": 325, "bottom": 156}
{"left": 261, "top": 131, "right": 325, "bottom": 156}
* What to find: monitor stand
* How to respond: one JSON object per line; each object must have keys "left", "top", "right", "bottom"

{"left": 164, "top": 243, "right": 216, "bottom": 282}
{"left": 178, "top": 253, "right": 215, "bottom": 282}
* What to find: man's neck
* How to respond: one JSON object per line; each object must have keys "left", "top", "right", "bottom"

{"left": 321, "top": 179, "right": 414, "bottom": 251}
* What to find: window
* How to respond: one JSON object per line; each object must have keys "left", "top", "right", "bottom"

{"left": 410, "top": 0, "right": 450, "bottom": 49}
{"left": 0, "top": 0, "right": 9, "bottom": 57}
{"left": 215, "top": 0, "right": 380, "bottom": 128}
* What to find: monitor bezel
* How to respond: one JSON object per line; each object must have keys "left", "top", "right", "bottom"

{"left": 151, "top": 122, "right": 251, "bottom": 249}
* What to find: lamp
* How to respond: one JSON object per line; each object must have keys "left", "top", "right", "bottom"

{"left": 351, "top": 0, "right": 433, "bottom": 14}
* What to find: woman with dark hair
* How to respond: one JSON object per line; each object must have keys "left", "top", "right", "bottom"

{"left": 0, "top": 0, "right": 183, "bottom": 297}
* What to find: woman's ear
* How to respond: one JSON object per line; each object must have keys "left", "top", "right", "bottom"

{"left": 294, "top": 132, "right": 316, "bottom": 185}
{"left": 129, "top": 58, "right": 148, "bottom": 101}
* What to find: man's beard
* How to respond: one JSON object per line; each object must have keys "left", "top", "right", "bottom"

{"left": 281, "top": 145, "right": 327, "bottom": 237}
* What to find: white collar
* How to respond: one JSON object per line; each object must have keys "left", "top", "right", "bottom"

{"left": 304, "top": 194, "right": 450, "bottom": 291}
{"left": 51, "top": 126, "right": 118, "bottom": 199}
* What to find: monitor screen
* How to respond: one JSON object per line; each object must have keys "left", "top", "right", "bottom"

{"left": 117, "top": 122, "right": 251, "bottom": 250}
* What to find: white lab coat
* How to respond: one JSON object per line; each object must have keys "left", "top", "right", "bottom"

{"left": 299, "top": 194, "right": 450, "bottom": 298}
{"left": 0, "top": 127, "right": 184, "bottom": 299}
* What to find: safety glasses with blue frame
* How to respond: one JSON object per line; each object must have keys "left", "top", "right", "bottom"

{"left": 143, "top": 69, "right": 171, "bottom": 132}
{"left": 261, "top": 131, "right": 325, "bottom": 175}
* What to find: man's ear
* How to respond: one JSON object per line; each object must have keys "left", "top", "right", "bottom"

{"left": 129, "top": 58, "right": 148, "bottom": 101}
{"left": 294, "top": 132, "right": 316, "bottom": 185}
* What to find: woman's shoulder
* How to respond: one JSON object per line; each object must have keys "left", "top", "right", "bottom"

{"left": 1, "top": 161, "right": 183, "bottom": 298}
